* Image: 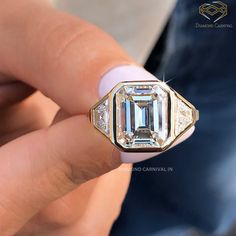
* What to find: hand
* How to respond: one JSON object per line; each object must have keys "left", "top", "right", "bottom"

{"left": 0, "top": 1, "right": 194, "bottom": 235}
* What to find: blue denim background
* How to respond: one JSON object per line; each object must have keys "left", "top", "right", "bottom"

{"left": 111, "top": 1, "right": 236, "bottom": 235}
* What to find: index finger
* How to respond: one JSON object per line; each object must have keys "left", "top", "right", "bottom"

{"left": 0, "top": 0, "right": 134, "bottom": 114}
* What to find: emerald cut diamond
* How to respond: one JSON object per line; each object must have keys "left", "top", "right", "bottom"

{"left": 115, "top": 84, "right": 169, "bottom": 150}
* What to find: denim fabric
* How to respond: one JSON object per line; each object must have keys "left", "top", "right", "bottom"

{"left": 111, "top": 1, "right": 236, "bottom": 236}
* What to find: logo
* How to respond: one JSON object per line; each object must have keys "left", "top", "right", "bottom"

{"left": 199, "top": 1, "right": 227, "bottom": 23}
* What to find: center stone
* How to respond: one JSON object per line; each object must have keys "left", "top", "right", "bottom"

{"left": 115, "top": 84, "right": 169, "bottom": 149}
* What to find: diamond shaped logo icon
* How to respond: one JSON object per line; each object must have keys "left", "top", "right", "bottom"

{"left": 199, "top": 1, "right": 228, "bottom": 23}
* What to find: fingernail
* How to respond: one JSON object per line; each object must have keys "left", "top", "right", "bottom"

{"left": 99, "top": 65, "right": 158, "bottom": 163}
{"left": 99, "top": 65, "right": 157, "bottom": 97}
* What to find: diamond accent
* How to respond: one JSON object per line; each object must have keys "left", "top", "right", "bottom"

{"left": 93, "top": 98, "right": 109, "bottom": 136}
{"left": 116, "top": 83, "right": 169, "bottom": 149}
{"left": 175, "top": 97, "right": 193, "bottom": 136}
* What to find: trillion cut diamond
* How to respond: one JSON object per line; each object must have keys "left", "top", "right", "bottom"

{"left": 175, "top": 98, "right": 193, "bottom": 136}
{"left": 116, "top": 84, "right": 169, "bottom": 149}
{"left": 93, "top": 99, "right": 109, "bottom": 136}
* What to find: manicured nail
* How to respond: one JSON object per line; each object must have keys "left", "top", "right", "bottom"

{"left": 99, "top": 65, "right": 157, "bottom": 97}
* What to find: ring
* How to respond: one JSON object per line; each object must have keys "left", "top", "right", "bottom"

{"left": 90, "top": 80, "right": 199, "bottom": 152}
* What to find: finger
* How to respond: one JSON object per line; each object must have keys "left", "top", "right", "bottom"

{"left": 0, "top": 115, "right": 120, "bottom": 235}
{"left": 0, "top": 0, "right": 134, "bottom": 115}
{"left": 25, "top": 164, "right": 132, "bottom": 235}
{"left": 71, "top": 164, "right": 132, "bottom": 235}
{"left": 15, "top": 110, "right": 130, "bottom": 235}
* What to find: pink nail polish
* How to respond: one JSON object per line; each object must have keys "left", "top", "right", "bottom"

{"left": 99, "top": 65, "right": 157, "bottom": 97}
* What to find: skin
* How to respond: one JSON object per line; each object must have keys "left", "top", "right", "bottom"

{"left": 0, "top": 0, "right": 194, "bottom": 235}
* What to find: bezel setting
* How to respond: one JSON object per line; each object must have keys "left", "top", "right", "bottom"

{"left": 90, "top": 81, "right": 199, "bottom": 152}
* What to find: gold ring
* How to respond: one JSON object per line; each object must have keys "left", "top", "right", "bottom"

{"left": 90, "top": 80, "right": 199, "bottom": 152}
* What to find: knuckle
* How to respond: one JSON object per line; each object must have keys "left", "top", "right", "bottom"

{"left": 36, "top": 14, "right": 96, "bottom": 75}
